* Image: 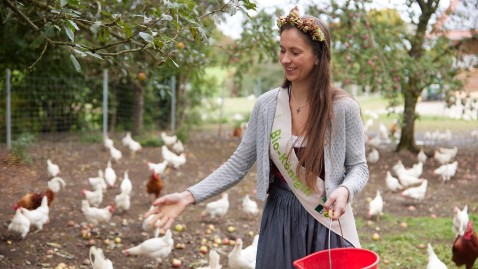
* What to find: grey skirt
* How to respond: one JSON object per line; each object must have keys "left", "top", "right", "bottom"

{"left": 255, "top": 179, "right": 353, "bottom": 269}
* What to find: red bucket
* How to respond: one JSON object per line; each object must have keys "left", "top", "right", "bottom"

{"left": 293, "top": 248, "right": 380, "bottom": 269}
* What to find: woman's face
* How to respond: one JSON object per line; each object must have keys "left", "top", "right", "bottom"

{"left": 279, "top": 28, "right": 317, "bottom": 86}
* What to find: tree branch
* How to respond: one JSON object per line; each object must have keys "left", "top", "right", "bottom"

{"left": 28, "top": 41, "right": 48, "bottom": 70}
{"left": 4, "top": 0, "right": 56, "bottom": 47}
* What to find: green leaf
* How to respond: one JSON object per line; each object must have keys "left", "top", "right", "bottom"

{"left": 70, "top": 54, "right": 81, "bottom": 72}
{"left": 67, "top": 20, "right": 79, "bottom": 30}
{"left": 63, "top": 25, "right": 74, "bottom": 42}
{"left": 139, "top": 32, "right": 153, "bottom": 43}
{"left": 99, "top": 27, "right": 110, "bottom": 42}
{"left": 84, "top": 51, "right": 103, "bottom": 60}
{"left": 30, "top": 35, "right": 45, "bottom": 49}
{"left": 189, "top": 27, "right": 200, "bottom": 43}
{"left": 241, "top": 0, "right": 257, "bottom": 10}
{"left": 44, "top": 23, "right": 56, "bottom": 38}
{"left": 153, "top": 39, "right": 164, "bottom": 49}
{"left": 73, "top": 49, "right": 87, "bottom": 57}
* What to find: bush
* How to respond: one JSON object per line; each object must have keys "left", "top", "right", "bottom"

{"left": 9, "top": 133, "right": 35, "bottom": 164}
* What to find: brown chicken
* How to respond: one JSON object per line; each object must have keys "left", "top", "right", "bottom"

{"left": 146, "top": 171, "right": 164, "bottom": 198}
{"left": 452, "top": 220, "right": 478, "bottom": 269}
{"left": 13, "top": 189, "right": 55, "bottom": 211}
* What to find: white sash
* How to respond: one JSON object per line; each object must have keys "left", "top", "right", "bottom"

{"left": 269, "top": 88, "right": 361, "bottom": 248}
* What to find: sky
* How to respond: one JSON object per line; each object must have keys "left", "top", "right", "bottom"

{"left": 217, "top": 0, "right": 454, "bottom": 39}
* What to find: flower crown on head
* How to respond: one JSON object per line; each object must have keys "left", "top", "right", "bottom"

{"left": 277, "top": 6, "right": 325, "bottom": 42}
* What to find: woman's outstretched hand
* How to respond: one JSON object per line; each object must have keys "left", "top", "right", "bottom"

{"left": 324, "top": 186, "right": 349, "bottom": 220}
{"left": 144, "top": 191, "right": 196, "bottom": 231}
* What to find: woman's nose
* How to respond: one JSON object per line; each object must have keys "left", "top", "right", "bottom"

{"left": 280, "top": 53, "right": 291, "bottom": 64}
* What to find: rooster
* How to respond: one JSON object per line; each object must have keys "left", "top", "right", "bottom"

{"left": 146, "top": 171, "right": 164, "bottom": 199}
{"left": 14, "top": 186, "right": 55, "bottom": 211}
{"left": 452, "top": 220, "right": 478, "bottom": 269}
{"left": 123, "top": 229, "right": 174, "bottom": 263}
{"left": 201, "top": 193, "right": 229, "bottom": 219}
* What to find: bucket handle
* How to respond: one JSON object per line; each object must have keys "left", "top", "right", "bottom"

{"left": 327, "top": 209, "right": 346, "bottom": 269}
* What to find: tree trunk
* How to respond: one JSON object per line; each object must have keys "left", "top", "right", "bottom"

{"left": 396, "top": 0, "right": 438, "bottom": 152}
{"left": 397, "top": 76, "right": 420, "bottom": 153}
{"left": 131, "top": 79, "right": 144, "bottom": 136}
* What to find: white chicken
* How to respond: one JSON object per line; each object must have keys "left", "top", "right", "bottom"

{"left": 146, "top": 160, "right": 168, "bottom": 176}
{"left": 104, "top": 160, "right": 117, "bottom": 187}
{"left": 103, "top": 135, "right": 114, "bottom": 150}
{"left": 161, "top": 145, "right": 175, "bottom": 161}
{"left": 433, "top": 161, "right": 458, "bottom": 182}
{"left": 418, "top": 149, "right": 427, "bottom": 163}
{"left": 392, "top": 160, "right": 405, "bottom": 174}
{"left": 198, "top": 249, "right": 222, "bottom": 269}
{"left": 367, "top": 148, "right": 379, "bottom": 164}
{"left": 166, "top": 152, "right": 187, "bottom": 169}
{"left": 89, "top": 170, "right": 107, "bottom": 193}
{"left": 366, "top": 135, "right": 381, "bottom": 148}
{"left": 8, "top": 209, "right": 30, "bottom": 239}
{"left": 438, "top": 146, "right": 458, "bottom": 159}
{"left": 452, "top": 205, "right": 469, "bottom": 236}
{"left": 161, "top": 132, "right": 177, "bottom": 146}
{"left": 401, "top": 180, "right": 428, "bottom": 202}
{"left": 471, "top": 129, "right": 478, "bottom": 140}
{"left": 120, "top": 170, "right": 133, "bottom": 196}
{"left": 142, "top": 206, "right": 158, "bottom": 234}
{"left": 379, "top": 123, "right": 389, "bottom": 140}
{"left": 121, "top": 131, "right": 132, "bottom": 147}
{"left": 434, "top": 150, "right": 454, "bottom": 165}
{"left": 426, "top": 243, "right": 448, "bottom": 269}
{"left": 123, "top": 229, "right": 174, "bottom": 263}
{"left": 397, "top": 173, "right": 424, "bottom": 188}
{"left": 128, "top": 140, "right": 142, "bottom": 155}
{"left": 363, "top": 118, "right": 374, "bottom": 133}
{"left": 368, "top": 190, "right": 383, "bottom": 220}
{"left": 172, "top": 140, "right": 184, "bottom": 154}
{"left": 20, "top": 196, "right": 49, "bottom": 231}
{"left": 395, "top": 161, "right": 423, "bottom": 178}
{"left": 242, "top": 195, "right": 259, "bottom": 217}
{"left": 114, "top": 192, "right": 131, "bottom": 213}
{"left": 81, "top": 200, "right": 115, "bottom": 225}
{"left": 47, "top": 159, "right": 60, "bottom": 177}
{"left": 48, "top": 177, "right": 66, "bottom": 193}
{"left": 228, "top": 235, "right": 259, "bottom": 269}
{"left": 109, "top": 146, "right": 122, "bottom": 162}
{"left": 385, "top": 171, "right": 403, "bottom": 192}
{"left": 201, "top": 193, "right": 229, "bottom": 219}
{"left": 82, "top": 188, "right": 103, "bottom": 207}
{"left": 90, "top": 246, "right": 114, "bottom": 269}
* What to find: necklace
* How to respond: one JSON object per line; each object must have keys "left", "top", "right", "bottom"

{"left": 289, "top": 86, "right": 310, "bottom": 114}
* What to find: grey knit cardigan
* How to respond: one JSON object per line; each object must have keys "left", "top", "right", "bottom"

{"left": 188, "top": 88, "right": 369, "bottom": 204}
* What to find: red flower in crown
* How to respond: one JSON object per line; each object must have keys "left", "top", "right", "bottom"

{"left": 276, "top": 6, "right": 325, "bottom": 42}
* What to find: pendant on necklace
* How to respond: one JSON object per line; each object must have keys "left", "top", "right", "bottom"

{"left": 296, "top": 107, "right": 301, "bottom": 114}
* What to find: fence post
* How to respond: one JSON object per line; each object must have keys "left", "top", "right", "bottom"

{"left": 170, "top": 76, "right": 176, "bottom": 132}
{"left": 103, "top": 69, "right": 108, "bottom": 138}
{"left": 6, "top": 69, "right": 11, "bottom": 150}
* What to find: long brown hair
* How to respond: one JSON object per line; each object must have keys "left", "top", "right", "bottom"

{"left": 280, "top": 15, "right": 349, "bottom": 191}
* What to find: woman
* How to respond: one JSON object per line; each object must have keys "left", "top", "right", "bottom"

{"left": 145, "top": 7, "right": 368, "bottom": 269}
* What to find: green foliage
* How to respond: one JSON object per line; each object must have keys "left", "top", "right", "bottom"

{"left": 9, "top": 133, "right": 35, "bottom": 164}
